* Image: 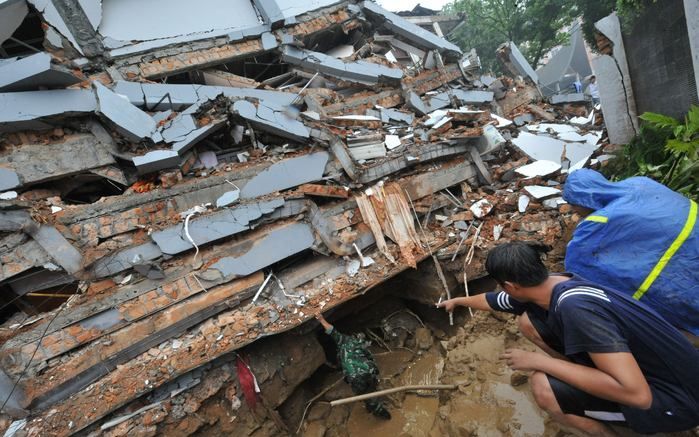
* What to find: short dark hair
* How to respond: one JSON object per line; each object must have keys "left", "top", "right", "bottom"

{"left": 485, "top": 242, "right": 549, "bottom": 287}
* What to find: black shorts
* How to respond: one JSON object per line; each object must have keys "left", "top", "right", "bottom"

{"left": 547, "top": 375, "right": 699, "bottom": 434}
{"left": 547, "top": 375, "right": 626, "bottom": 422}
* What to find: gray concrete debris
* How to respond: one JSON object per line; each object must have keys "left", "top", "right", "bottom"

{"left": 550, "top": 93, "right": 586, "bottom": 104}
{"left": 91, "top": 242, "right": 163, "bottom": 278}
{"left": 281, "top": 46, "right": 403, "bottom": 84}
{"left": 239, "top": 151, "right": 329, "bottom": 198}
{"left": 94, "top": 82, "right": 157, "bottom": 142}
{"left": 231, "top": 99, "right": 310, "bottom": 142}
{"left": 592, "top": 13, "right": 639, "bottom": 144}
{"left": 0, "top": 0, "right": 28, "bottom": 45}
{"left": 216, "top": 190, "right": 240, "bottom": 208}
{"left": 27, "top": 225, "right": 83, "bottom": 275}
{"left": 27, "top": 0, "right": 84, "bottom": 55}
{"left": 361, "top": 1, "right": 461, "bottom": 55}
{"left": 151, "top": 198, "right": 284, "bottom": 255}
{"left": 112, "top": 81, "right": 297, "bottom": 111}
{"left": 0, "top": 132, "right": 116, "bottom": 187}
{"left": 261, "top": 31, "right": 278, "bottom": 51}
{"left": 77, "top": 0, "right": 102, "bottom": 31}
{"left": 0, "top": 168, "right": 21, "bottom": 191}
{"left": 513, "top": 130, "right": 599, "bottom": 173}
{"left": 0, "top": 89, "right": 97, "bottom": 131}
{"left": 132, "top": 150, "right": 180, "bottom": 175}
{"left": 497, "top": 41, "right": 539, "bottom": 85}
{"left": 381, "top": 108, "right": 414, "bottom": 124}
{"left": 0, "top": 53, "right": 82, "bottom": 92}
{"left": 205, "top": 222, "right": 315, "bottom": 280}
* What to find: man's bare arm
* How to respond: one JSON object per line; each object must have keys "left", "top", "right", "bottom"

{"left": 437, "top": 294, "right": 492, "bottom": 312}
{"left": 503, "top": 349, "right": 652, "bottom": 409}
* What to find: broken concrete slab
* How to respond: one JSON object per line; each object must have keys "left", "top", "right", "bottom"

{"left": 281, "top": 46, "right": 403, "bottom": 85}
{"left": 239, "top": 151, "right": 329, "bottom": 198}
{"left": 112, "top": 81, "right": 297, "bottom": 111}
{"left": 94, "top": 82, "right": 157, "bottom": 142}
{"left": 215, "top": 190, "right": 240, "bottom": 208}
{"left": 0, "top": 0, "right": 28, "bottom": 45}
{"left": 380, "top": 108, "right": 414, "bottom": 124}
{"left": 523, "top": 185, "right": 561, "bottom": 199}
{"left": 27, "top": 225, "right": 83, "bottom": 274}
{"left": 91, "top": 242, "right": 163, "bottom": 278}
{"left": 150, "top": 198, "right": 285, "bottom": 255}
{"left": 361, "top": 1, "right": 461, "bottom": 55}
{"left": 452, "top": 89, "right": 495, "bottom": 104}
{"left": 512, "top": 131, "right": 566, "bottom": 162}
{"left": 132, "top": 150, "right": 180, "bottom": 175}
{"left": 0, "top": 132, "right": 116, "bottom": 187}
{"left": 515, "top": 160, "right": 561, "bottom": 178}
{"left": 0, "top": 89, "right": 97, "bottom": 131}
{"left": 0, "top": 53, "right": 82, "bottom": 92}
{"left": 28, "top": 0, "right": 84, "bottom": 55}
{"left": 205, "top": 222, "right": 315, "bottom": 280}
{"left": 497, "top": 41, "right": 539, "bottom": 85}
{"left": 231, "top": 99, "right": 309, "bottom": 142}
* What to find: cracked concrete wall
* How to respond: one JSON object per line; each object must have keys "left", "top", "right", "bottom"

{"left": 591, "top": 13, "right": 639, "bottom": 145}
{"left": 623, "top": 0, "right": 698, "bottom": 119}
{"left": 687, "top": 0, "right": 699, "bottom": 104}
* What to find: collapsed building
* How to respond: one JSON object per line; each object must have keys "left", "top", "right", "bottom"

{"left": 0, "top": 1, "right": 609, "bottom": 436}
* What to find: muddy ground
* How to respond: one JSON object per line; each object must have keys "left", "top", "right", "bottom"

{"left": 287, "top": 291, "right": 564, "bottom": 437}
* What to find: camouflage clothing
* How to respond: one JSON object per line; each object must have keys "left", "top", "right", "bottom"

{"left": 327, "top": 327, "right": 390, "bottom": 419}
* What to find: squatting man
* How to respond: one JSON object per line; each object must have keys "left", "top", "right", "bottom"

{"left": 438, "top": 242, "right": 699, "bottom": 436}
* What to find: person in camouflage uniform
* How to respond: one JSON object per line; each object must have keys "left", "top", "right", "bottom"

{"left": 316, "top": 313, "right": 391, "bottom": 419}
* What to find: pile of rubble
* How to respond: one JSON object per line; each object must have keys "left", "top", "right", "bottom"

{"left": 0, "top": 1, "right": 609, "bottom": 435}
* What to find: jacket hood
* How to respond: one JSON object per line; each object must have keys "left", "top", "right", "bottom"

{"left": 563, "top": 169, "right": 632, "bottom": 210}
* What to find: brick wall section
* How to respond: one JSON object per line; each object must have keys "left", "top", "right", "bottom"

{"left": 403, "top": 64, "right": 463, "bottom": 95}
{"left": 119, "top": 8, "right": 357, "bottom": 80}
{"left": 324, "top": 90, "right": 404, "bottom": 115}
{"left": 623, "top": 0, "right": 699, "bottom": 119}
{"left": 71, "top": 200, "right": 178, "bottom": 247}
{"left": 1, "top": 274, "right": 201, "bottom": 377}
{"left": 138, "top": 39, "right": 265, "bottom": 79}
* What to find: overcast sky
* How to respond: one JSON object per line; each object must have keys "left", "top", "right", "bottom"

{"left": 376, "top": 0, "right": 452, "bottom": 12}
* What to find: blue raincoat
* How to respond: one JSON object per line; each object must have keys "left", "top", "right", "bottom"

{"left": 563, "top": 169, "right": 699, "bottom": 335}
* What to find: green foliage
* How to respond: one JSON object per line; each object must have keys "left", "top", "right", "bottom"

{"left": 576, "top": 0, "right": 657, "bottom": 46}
{"left": 445, "top": 0, "right": 576, "bottom": 73}
{"left": 603, "top": 107, "right": 699, "bottom": 200}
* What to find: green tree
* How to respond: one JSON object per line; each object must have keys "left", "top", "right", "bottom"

{"left": 445, "top": 0, "right": 576, "bottom": 73}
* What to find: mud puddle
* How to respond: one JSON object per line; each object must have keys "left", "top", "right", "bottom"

{"left": 300, "top": 309, "right": 564, "bottom": 437}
